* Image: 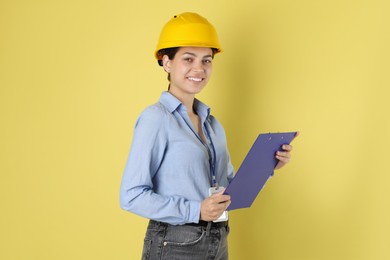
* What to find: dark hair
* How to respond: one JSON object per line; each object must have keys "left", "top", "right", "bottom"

{"left": 157, "top": 48, "right": 180, "bottom": 66}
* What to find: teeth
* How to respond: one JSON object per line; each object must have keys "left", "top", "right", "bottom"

{"left": 188, "top": 77, "right": 202, "bottom": 82}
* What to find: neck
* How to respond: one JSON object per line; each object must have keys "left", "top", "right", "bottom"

{"left": 168, "top": 90, "right": 196, "bottom": 114}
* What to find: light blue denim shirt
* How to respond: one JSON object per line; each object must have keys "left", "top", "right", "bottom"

{"left": 120, "top": 91, "right": 234, "bottom": 225}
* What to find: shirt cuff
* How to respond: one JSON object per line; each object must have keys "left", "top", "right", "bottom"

{"left": 188, "top": 200, "right": 202, "bottom": 224}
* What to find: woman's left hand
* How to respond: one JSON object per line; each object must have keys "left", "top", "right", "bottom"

{"left": 274, "top": 132, "right": 299, "bottom": 170}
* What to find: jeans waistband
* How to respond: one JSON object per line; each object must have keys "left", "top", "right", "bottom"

{"left": 186, "top": 220, "right": 228, "bottom": 228}
{"left": 150, "top": 220, "right": 228, "bottom": 229}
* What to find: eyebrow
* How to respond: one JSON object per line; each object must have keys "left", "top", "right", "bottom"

{"left": 182, "top": 52, "right": 213, "bottom": 59}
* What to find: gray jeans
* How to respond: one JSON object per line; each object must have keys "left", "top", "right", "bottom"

{"left": 142, "top": 220, "right": 229, "bottom": 260}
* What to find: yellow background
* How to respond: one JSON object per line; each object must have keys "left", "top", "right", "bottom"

{"left": 1, "top": 0, "right": 389, "bottom": 259}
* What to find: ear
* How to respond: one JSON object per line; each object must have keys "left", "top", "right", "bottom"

{"left": 162, "top": 55, "right": 171, "bottom": 73}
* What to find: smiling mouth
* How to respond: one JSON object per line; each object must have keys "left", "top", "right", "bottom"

{"left": 187, "top": 77, "right": 203, "bottom": 82}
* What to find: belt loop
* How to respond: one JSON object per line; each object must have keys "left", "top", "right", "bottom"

{"left": 206, "top": 221, "right": 212, "bottom": 236}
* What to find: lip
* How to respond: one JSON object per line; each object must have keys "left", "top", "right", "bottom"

{"left": 187, "top": 76, "right": 204, "bottom": 82}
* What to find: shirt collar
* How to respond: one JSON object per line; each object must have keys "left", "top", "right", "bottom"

{"left": 193, "top": 98, "right": 211, "bottom": 122}
{"left": 159, "top": 91, "right": 211, "bottom": 121}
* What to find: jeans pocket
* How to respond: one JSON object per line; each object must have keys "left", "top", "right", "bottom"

{"left": 162, "top": 226, "right": 208, "bottom": 260}
{"left": 163, "top": 226, "right": 205, "bottom": 247}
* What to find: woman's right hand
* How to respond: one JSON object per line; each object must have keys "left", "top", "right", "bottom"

{"left": 200, "top": 191, "right": 231, "bottom": 221}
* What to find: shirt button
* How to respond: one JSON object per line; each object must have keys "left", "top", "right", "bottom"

{"left": 163, "top": 241, "right": 168, "bottom": 246}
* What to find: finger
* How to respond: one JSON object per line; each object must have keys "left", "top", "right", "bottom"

{"left": 276, "top": 155, "right": 289, "bottom": 162}
{"left": 224, "top": 200, "right": 231, "bottom": 210}
{"left": 214, "top": 194, "right": 231, "bottom": 203}
{"left": 276, "top": 153, "right": 291, "bottom": 163}
{"left": 210, "top": 191, "right": 225, "bottom": 200}
{"left": 276, "top": 156, "right": 290, "bottom": 164}
{"left": 276, "top": 151, "right": 291, "bottom": 158}
{"left": 282, "top": 144, "right": 293, "bottom": 152}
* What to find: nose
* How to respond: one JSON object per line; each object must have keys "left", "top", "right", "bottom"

{"left": 192, "top": 60, "right": 205, "bottom": 72}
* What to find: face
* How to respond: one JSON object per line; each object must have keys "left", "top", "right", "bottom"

{"left": 162, "top": 47, "right": 213, "bottom": 99}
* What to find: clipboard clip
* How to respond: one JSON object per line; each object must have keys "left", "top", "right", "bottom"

{"left": 267, "top": 133, "right": 285, "bottom": 141}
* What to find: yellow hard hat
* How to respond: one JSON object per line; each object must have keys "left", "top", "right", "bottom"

{"left": 154, "top": 12, "right": 223, "bottom": 61}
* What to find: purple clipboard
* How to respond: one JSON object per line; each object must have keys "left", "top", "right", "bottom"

{"left": 224, "top": 132, "right": 297, "bottom": 211}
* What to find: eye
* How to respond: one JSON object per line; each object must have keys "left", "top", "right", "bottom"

{"left": 184, "top": 57, "right": 193, "bottom": 63}
{"left": 203, "top": 59, "right": 212, "bottom": 64}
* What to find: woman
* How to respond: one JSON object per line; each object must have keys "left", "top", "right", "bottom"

{"left": 120, "top": 12, "right": 294, "bottom": 260}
